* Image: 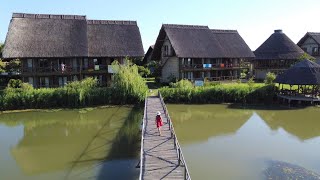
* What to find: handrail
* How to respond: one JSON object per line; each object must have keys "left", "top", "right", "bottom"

{"left": 158, "top": 92, "right": 192, "bottom": 180}
{"left": 139, "top": 92, "right": 148, "bottom": 180}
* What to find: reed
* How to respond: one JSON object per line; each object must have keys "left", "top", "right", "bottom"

{"left": 159, "top": 81, "right": 276, "bottom": 104}
{"left": 0, "top": 61, "right": 148, "bottom": 110}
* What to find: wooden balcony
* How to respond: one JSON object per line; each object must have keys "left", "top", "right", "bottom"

{"left": 181, "top": 63, "right": 249, "bottom": 71}
{"left": 21, "top": 65, "right": 108, "bottom": 76}
{"left": 254, "top": 65, "right": 290, "bottom": 69}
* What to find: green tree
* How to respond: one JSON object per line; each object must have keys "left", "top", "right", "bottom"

{"left": 264, "top": 72, "right": 276, "bottom": 85}
{"left": 0, "top": 42, "right": 4, "bottom": 58}
{"left": 298, "top": 52, "right": 316, "bottom": 61}
{"left": 0, "top": 59, "right": 6, "bottom": 73}
{"left": 137, "top": 65, "right": 151, "bottom": 77}
{"left": 7, "top": 79, "right": 23, "bottom": 88}
{"left": 6, "top": 59, "right": 21, "bottom": 73}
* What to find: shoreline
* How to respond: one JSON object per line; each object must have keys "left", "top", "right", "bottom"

{"left": 0, "top": 104, "right": 136, "bottom": 114}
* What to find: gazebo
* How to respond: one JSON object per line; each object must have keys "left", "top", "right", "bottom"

{"left": 275, "top": 59, "right": 320, "bottom": 105}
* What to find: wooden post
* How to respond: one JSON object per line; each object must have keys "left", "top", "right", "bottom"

{"left": 178, "top": 148, "right": 181, "bottom": 165}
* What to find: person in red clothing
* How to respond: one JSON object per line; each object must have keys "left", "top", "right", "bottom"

{"left": 155, "top": 111, "right": 163, "bottom": 136}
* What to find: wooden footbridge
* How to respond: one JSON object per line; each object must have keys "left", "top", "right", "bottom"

{"left": 139, "top": 92, "right": 191, "bottom": 180}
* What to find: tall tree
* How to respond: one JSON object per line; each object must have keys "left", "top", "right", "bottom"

{"left": 0, "top": 43, "right": 4, "bottom": 58}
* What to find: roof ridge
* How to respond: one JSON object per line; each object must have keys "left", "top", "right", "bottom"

{"left": 308, "top": 32, "right": 320, "bottom": 35}
{"left": 12, "top": 13, "right": 86, "bottom": 20}
{"left": 87, "top": 20, "right": 137, "bottom": 25}
{"left": 211, "top": 29, "right": 238, "bottom": 33}
{"left": 162, "top": 24, "right": 208, "bottom": 29}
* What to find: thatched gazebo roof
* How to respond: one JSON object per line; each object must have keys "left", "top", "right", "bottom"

{"left": 151, "top": 24, "right": 254, "bottom": 60}
{"left": 254, "top": 30, "right": 305, "bottom": 60}
{"left": 275, "top": 59, "right": 320, "bottom": 85}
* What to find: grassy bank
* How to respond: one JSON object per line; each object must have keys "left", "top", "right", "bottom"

{"left": 159, "top": 82, "right": 276, "bottom": 104}
{"left": 0, "top": 61, "right": 148, "bottom": 111}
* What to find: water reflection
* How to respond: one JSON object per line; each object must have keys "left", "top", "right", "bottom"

{"left": 169, "top": 104, "right": 251, "bottom": 143}
{"left": 257, "top": 108, "right": 320, "bottom": 140}
{"left": 168, "top": 104, "right": 320, "bottom": 180}
{"left": 0, "top": 106, "right": 141, "bottom": 180}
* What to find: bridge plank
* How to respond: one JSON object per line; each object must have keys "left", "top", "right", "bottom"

{"left": 141, "top": 96, "right": 185, "bottom": 180}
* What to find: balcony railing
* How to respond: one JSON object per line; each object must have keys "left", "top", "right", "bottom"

{"left": 254, "top": 65, "right": 291, "bottom": 69}
{"left": 21, "top": 65, "right": 108, "bottom": 74}
{"left": 181, "top": 63, "right": 249, "bottom": 70}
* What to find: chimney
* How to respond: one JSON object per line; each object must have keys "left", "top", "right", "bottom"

{"left": 274, "top": 29, "right": 283, "bottom": 33}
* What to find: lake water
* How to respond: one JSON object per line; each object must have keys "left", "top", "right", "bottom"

{"left": 0, "top": 106, "right": 141, "bottom": 180}
{"left": 168, "top": 104, "right": 320, "bottom": 180}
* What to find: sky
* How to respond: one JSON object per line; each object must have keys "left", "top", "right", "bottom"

{"left": 1, "top": 0, "right": 320, "bottom": 52}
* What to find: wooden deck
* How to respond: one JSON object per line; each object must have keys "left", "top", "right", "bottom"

{"left": 140, "top": 95, "right": 190, "bottom": 180}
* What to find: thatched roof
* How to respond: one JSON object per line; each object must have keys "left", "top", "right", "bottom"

{"left": 151, "top": 24, "right": 254, "bottom": 60}
{"left": 87, "top": 20, "right": 144, "bottom": 57}
{"left": 254, "top": 30, "right": 305, "bottom": 60}
{"left": 3, "top": 13, "right": 88, "bottom": 58}
{"left": 3, "top": 13, "right": 144, "bottom": 59}
{"left": 142, "top": 45, "right": 154, "bottom": 63}
{"left": 297, "top": 32, "right": 320, "bottom": 46}
{"left": 211, "top": 29, "right": 255, "bottom": 58}
{"left": 275, "top": 59, "right": 320, "bottom": 85}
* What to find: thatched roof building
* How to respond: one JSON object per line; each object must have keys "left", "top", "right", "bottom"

{"left": 142, "top": 45, "right": 154, "bottom": 64}
{"left": 275, "top": 59, "right": 320, "bottom": 85}
{"left": 254, "top": 30, "right": 304, "bottom": 60}
{"left": 151, "top": 24, "right": 254, "bottom": 60}
{"left": 297, "top": 32, "right": 320, "bottom": 47}
{"left": 211, "top": 29, "right": 255, "bottom": 58}
{"left": 3, "top": 13, "right": 144, "bottom": 59}
{"left": 87, "top": 20, "right": 144, "bottom": 57}
{"left": 3, "top": 13, "right": 88, "bottom": 58}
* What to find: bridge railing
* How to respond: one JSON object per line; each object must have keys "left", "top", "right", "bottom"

{"left": 158, "top": 92, "right": 192, "bottom": 180}
{"left": 139, "top": 93, "right": 148, "bottom": 180}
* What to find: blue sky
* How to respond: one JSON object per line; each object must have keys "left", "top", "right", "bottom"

{"left": 1, "top": 0, "right": 319, "bottom": 52}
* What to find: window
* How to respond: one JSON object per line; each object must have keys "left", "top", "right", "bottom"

{"left": 58, "top": 77, "right": 68, "bottom": 87}
{"left": 39, "top": 59, "right": 49, "bottom": 72}
{"left": 312, "top": 47, "right": 319, "bottom": 55}
{"left": 28, "top": 77, "right": 34, "bottom": 87}
{"left": 40, "top": 77, "right": 49, "bottom": 88}
{"left": 164, "top": 45, "right": 169, "bottom": 56}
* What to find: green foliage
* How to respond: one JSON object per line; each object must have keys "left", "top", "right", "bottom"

{"left": 6, "top": 59, "right": 21, "bottom": 73}
{"left": 169, "top": 79, "right": 193, "bottom": 89}
{"left": 0, "top": 58, "right": 6, "bottom": 73}
{"left": 112, "top": 59, "right": 148, "bottom": 104}
{"left": 147, "top": 60, "right": 161, "bottom": 77}
{"left": 7, "top": 79, "right": 23, "bottom": 88}
{"left": 264, "top": 72, "right": 276, "bottom": 85}
{"left": 0, "top": 43, "right": 4, "bottom": 57}
{"left": 159, "top": 83, "right": 276, "bottom": 104}
{"left": 247, "top": 77, "right": 254, "bottom": 90}
{"left": 167, "top": 73, "right": 178, "bottom": 83}
{"left": 298, "top": 52, "right": 316, "bottom": 61}
{"left": 137, "top": 65, "right": 151, "bottom": 77}
{"left": 0, "top": 61, "right": 148, "bottom": 110}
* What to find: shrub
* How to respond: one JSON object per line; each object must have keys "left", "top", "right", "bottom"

{"left": 159, "top": 83, "right": 276, "bottom": 104}
{"left": 0, "top": 60, "right": 148, "bottom": 110}
{"left": 264, "top": 72, "right": 276, "bottom": 85}
{"left": 7, "top": 79, "right": 23, "bottom": 88}
{"left": 169, "top": 79, "right": 193, "bottom": 89}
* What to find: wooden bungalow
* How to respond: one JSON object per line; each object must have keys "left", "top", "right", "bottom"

{"left": 2, "top": 13, "right": 144, "bottom": 88}
{"left": 253, "top": 30, "right": 305, "bottom": 80}
{"left": 297, "top": 32, "right": 320, "bottom": 63}
{"left": 142, "top": 45, "right": 154, "bottom": 64}
{"left": 275, "top": 59, "right": 320, "bottom": 105}
{"left": 151, "top": 24, "right": 255, "bottom": 83}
